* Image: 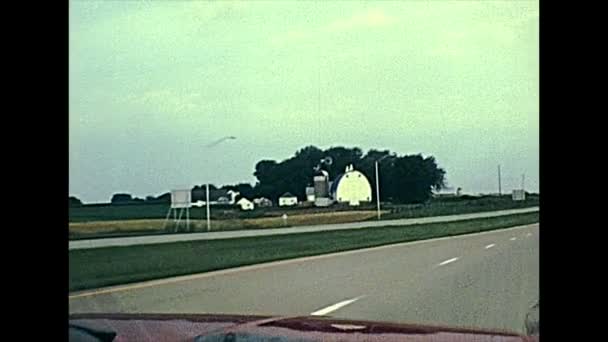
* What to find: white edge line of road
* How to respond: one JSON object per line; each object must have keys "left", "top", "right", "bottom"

{"left": 69, "top": 223, "right": 539, "bottom": 300}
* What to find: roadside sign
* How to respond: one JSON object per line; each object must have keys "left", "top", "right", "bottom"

{"left": 171, "top": 189, "right": 192, "bottom": 208}
{"left": 512, "top": 189, "right": 526, "bottom": 201}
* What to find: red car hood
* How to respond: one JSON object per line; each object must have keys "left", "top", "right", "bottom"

{"left": 69, "top": 313, "right": 539, "bottom": 341}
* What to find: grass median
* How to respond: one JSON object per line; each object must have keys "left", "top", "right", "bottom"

{"left": 69, "top": 212, "right": 538, "bottom": 292}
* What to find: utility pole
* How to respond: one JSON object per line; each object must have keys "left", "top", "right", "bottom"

{"left": 375, "top": 155, "right": 390, "bottom": 220}
{"left": 521, "top": 174, "right": 525, "bottom": 190}
{"left": 498, "top": 165, "right": 502, "bottom": 196}
{"left": 206, "top": 183, "right": 211, "bottom": 232}
{"left": 203, "top": 136, "right": 236, "bottom": 233}
{"left": 375, "top": 161, "right": 381, "bottom": 220}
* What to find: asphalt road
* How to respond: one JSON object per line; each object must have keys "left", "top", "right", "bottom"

{"left": 69, "top": 207, "right": 538, "bottom": 250}
{"left": 69, "top": 222, "right": 539, "bottom": 334}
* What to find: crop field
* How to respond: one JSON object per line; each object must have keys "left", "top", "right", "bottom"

{"left": 69, "top": 210, "right": 384, "bottom": 239}
{"left": 69, "top": 194, "right": 538, "bottom": 239}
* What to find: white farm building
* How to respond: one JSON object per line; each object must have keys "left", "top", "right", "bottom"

{"left": 279, "top": 192, "right": 298, "bottom": 207}
{"left": 329, "top": 165, "right": 372, "bottom": 206}
{"left": 236, "top": 198, "right": 255, "bottom": 211}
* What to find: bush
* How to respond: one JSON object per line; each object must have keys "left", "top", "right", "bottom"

{"left": 110, "top": 193, "right": 133, "bottom": 205}
{"left": 69, "top": 196, "right": 83, "bottom": 207}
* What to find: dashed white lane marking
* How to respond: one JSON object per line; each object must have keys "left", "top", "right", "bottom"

{"left": 526, "top": 233, "right": 532, "bottom": 237}
{"left": 510, "top": 237, "right": 517, "bottom": 241}
{"left": 485, "top": 244, "right": 496, "bottom": 249}
{"left": 437, "top": 257, "right": 460, "bottom": 266}
{"left": 310, "top": 296, "right": 365, "bottom": 316}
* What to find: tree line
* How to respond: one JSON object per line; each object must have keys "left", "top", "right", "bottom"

{"left": 70, "top": 145, "right": 447, "bottom": 206}
{"left": 250, "top": 146, "right": 445, "bottom": 203}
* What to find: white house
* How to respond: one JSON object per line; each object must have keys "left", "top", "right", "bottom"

{"left": 253, "top": 197, "right": 272, "bottom": 207}
{"left": 236, "top": 198, "right": 255, "bottom": 211}
{"left": 329, "top": 165, "right": 372, "bottom": 206}
{"left": 279, "top": 192, "right": 298, "bottom": 207}
{"left": 305, "top": 187, "right": 315, "bottom": 202}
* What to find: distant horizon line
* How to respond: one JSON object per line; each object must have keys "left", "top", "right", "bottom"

{"left": 70, "top": 190, "right": 540, "bottom": 205}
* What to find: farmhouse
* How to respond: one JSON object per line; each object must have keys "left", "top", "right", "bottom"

{"left": 278, "top": 192, "right": 298, "bottom": 207}
{"left": 236, "top": 197, "right": 255, "bottom": 211}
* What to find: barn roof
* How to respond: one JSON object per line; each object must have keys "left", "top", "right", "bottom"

{"left": 329, "top": 173, "right": 345, "bottom": 195}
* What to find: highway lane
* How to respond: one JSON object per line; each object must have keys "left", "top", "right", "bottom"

{"left": 69, "top": 206, "right": 538, "bottom": 250}
{"left": 69, "top": 223, "right": 539, "bottom": 333}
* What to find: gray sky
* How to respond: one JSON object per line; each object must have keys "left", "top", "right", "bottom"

{"left": 69, "top": 0, "right": 539, "bottom": 203}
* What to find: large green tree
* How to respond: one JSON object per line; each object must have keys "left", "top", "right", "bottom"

{"left": 387, "top": 155, "right": 446, "bottom": 203}
{"left": 106, "top": 146, "right": 447, "bottom": 205}
{"left": 251, "top": 145, "right": 446, "bottom": 203}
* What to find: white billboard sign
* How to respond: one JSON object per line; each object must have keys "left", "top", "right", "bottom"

{"left": 171, "top": 189, "right": 192, "bottom": 208}
{"left": 512, "top": 189, "right": 526, "bottom": 201}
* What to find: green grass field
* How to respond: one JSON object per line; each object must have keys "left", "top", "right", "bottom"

{"left": 68, "top": 195, "right": 538, "bottom": 240}
{"left": 69, "top": 203, "right": 363, "bottom": 222}
{"left": 70, "top": 196, "right": 538, "bottom": 222}
{"left": 381, "top": 196, "right": 539, "bottom": 220}
{"left": 69, "top": 211, "right": 382, "bottom": 240}
{"left": 69, "top": 203, "right": 174, "bottom": 222}
{"left": 69, "top": 212, "right": 539, "bottom": 292}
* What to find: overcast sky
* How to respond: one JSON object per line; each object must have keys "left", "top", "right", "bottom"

{"left": 69, "top": 0, "right": 539, "bottom": 203}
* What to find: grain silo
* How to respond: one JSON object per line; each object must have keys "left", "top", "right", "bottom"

{"left": 313, "top": 170, "right": 329, "bottom": 198}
